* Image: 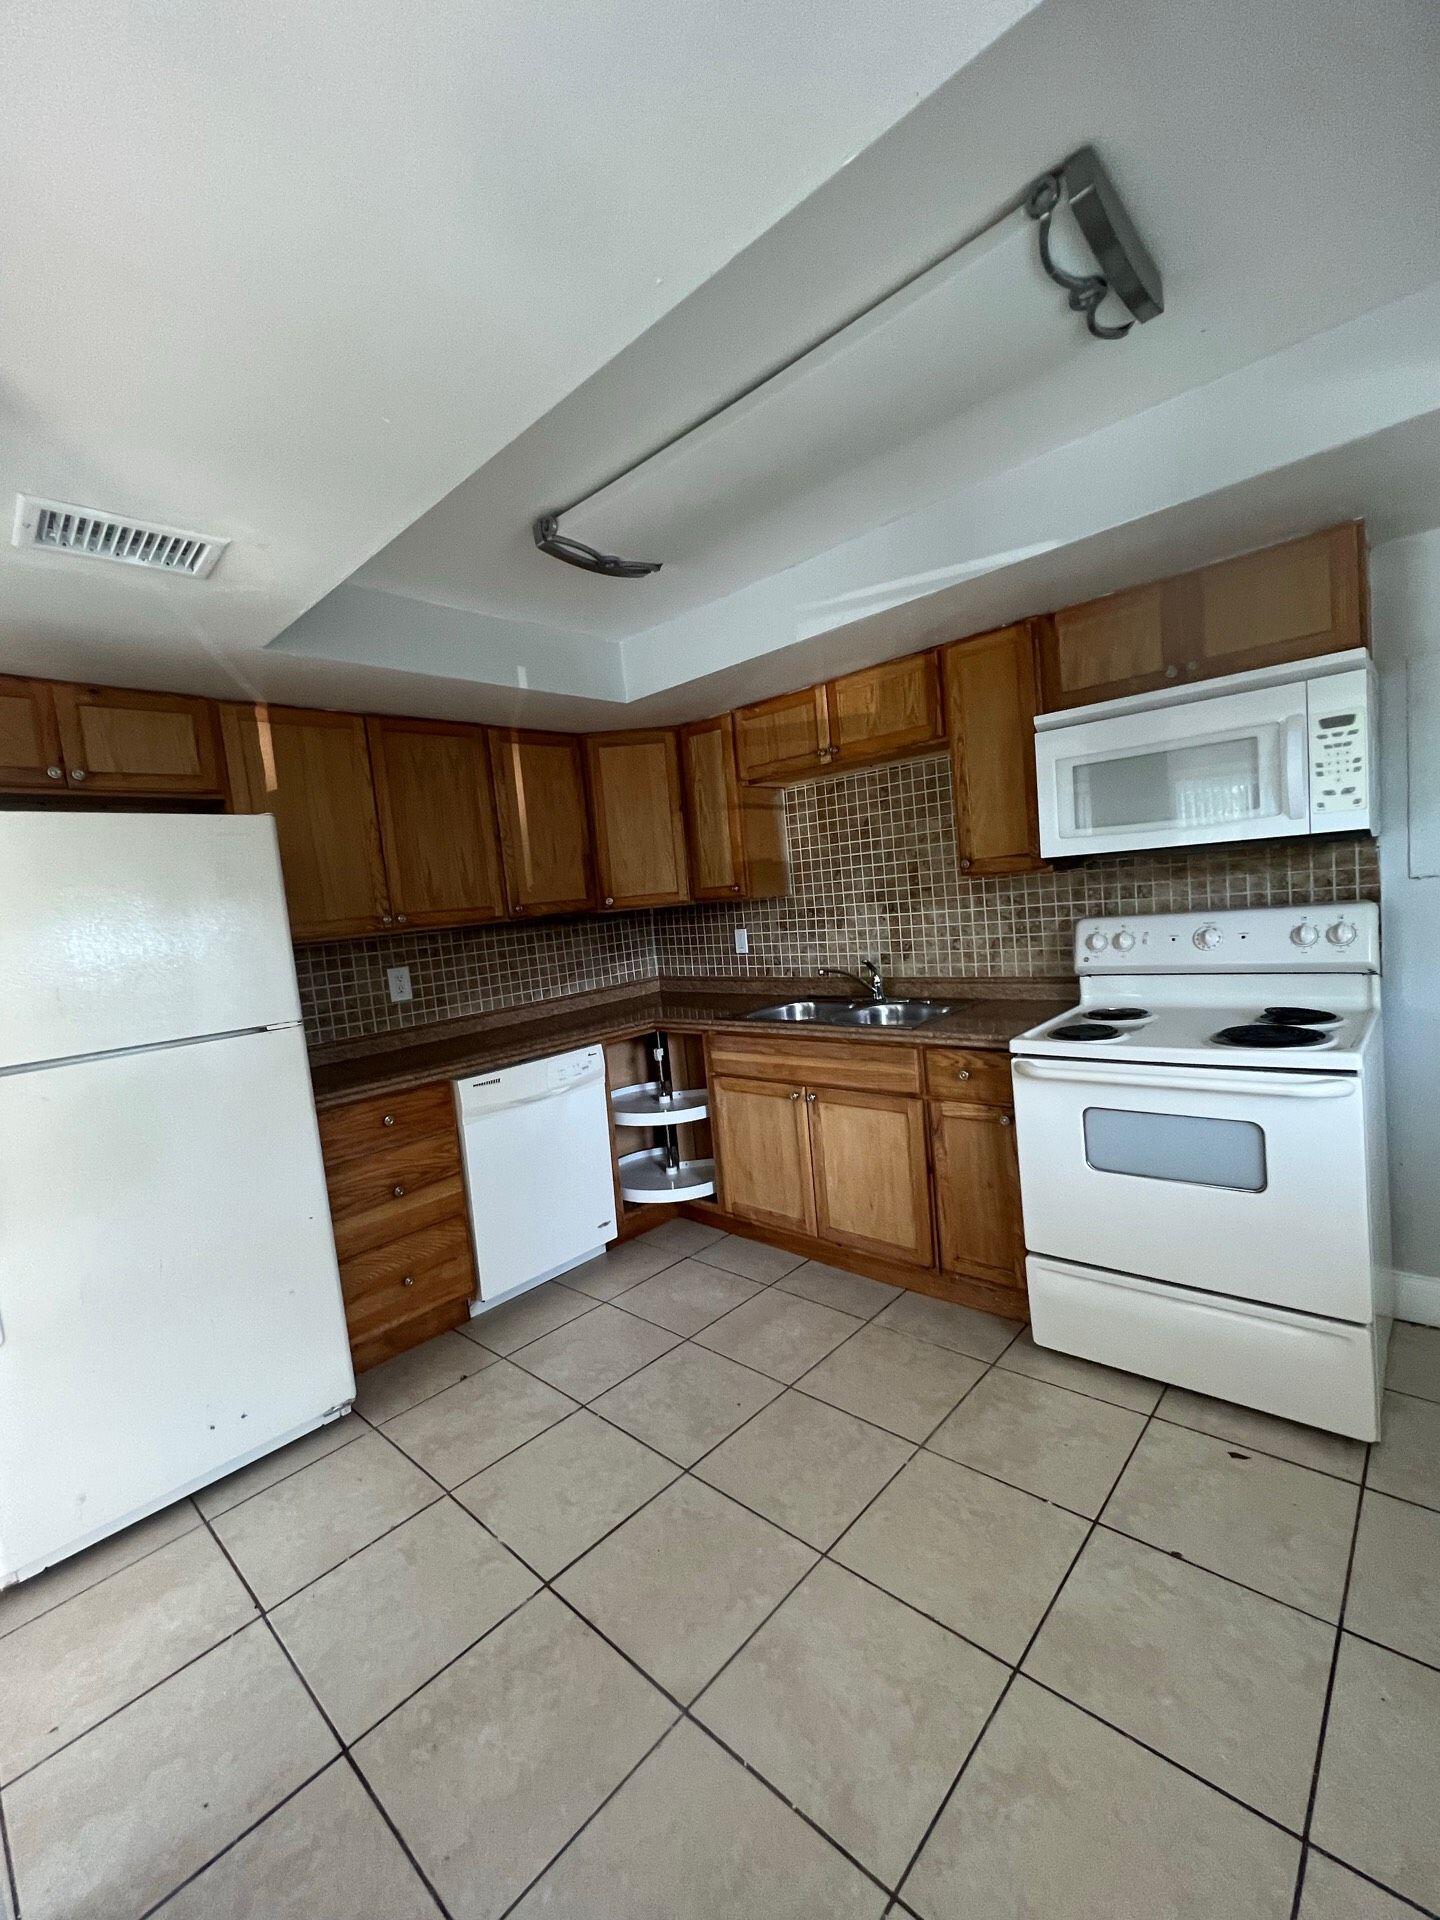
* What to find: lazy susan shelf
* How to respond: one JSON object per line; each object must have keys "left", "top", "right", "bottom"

{"left": 618, "top": 1148, "right": 717, "bottom": 1205}
{"left": 610, "top": 1081, "right": 710, "bottom": 1128}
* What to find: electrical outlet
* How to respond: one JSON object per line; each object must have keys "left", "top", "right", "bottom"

{"left": 386, "top": 965, "right": 413, "bottom": 1004}
{"left": 733, "top": 927, "right": 749, "bottom": 955}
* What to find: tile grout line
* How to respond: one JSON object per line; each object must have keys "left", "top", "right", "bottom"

{"left": 1302, "top": 1841, "right": 1440, "bottom": 1920}
{"left": 0, "top": 1500, "right": 206, "bottom": 1647}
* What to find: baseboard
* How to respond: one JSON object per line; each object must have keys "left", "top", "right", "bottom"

{"left": 1395, "top": 1268, "right": 1440, "bottom": 1327}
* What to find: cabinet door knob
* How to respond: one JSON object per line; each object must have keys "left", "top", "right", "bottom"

{"left": 788, "top": 1089, "right": 802, "bottom": 1101}
{"left": 46, "top": 765, "right": 63, "bottom": 780}
{"left": 392, "top": 1184, "right": 406, "bottom": 1198}
{"left": 805, "top": 1091, "right": 817, "bottom": 1104}
{"left": 382, "top": 1114, "right": 395, "bottom": 1127}
{"left": 401, "top": 1274, "right": 414, "bottom": 1288}
{"left": 959, "top": 858, "right": 972, "bottom": 870}
{"left": 381, "top": 914, "right": 394, "bottom": 926}
{"left": 396, "top": 914, "right": 408, "bottom": 925}
{"left": 604, "top": 896, "right": 615, "bottom": 907}
{"left": 956, "top": 1069, "right": 970, "bottom": 1080}
{"left": 729, "top": 883, "right": 740, "bottom": 892}
{"left": 999, "top": 1114, "right": 1013, "bottom": 1127}
{"left": 70, "top": 767, "right": 87, "bottom": 782}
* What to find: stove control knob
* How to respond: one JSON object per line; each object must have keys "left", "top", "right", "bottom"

{"left": 1193, "top": 923, "right": 1222, "bottom": 951}
{"left": 1291, "top": 921, "right": 1320, "bottom": 948}
{"left": 1083, "top": 930, "right": 1109, "bottom": 954}
{"left": 1111, "top": 930, "right": 1136, "bottom": 953}
{"left": 1327, "top": 918, "right": 1359, "bottom": 948}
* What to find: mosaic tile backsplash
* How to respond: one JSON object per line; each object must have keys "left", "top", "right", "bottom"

{"left": 297, "top": 751, "right": 1380, "bottom": 1046}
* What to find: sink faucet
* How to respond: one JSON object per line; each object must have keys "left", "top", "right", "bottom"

{"left": 819, "top": 958, "right": 887, "bottom": 1001}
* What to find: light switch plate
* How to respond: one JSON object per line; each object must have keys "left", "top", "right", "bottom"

{"left": 387, "top": 965, "right": 413, "bottom": 1004}
{"left": 733, "top": 927, "right": 749, "bottom": 955}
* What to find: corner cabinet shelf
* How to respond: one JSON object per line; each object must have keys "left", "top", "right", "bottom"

{"left": 610, "top": 1036, "right": 716, "bottom": 1206}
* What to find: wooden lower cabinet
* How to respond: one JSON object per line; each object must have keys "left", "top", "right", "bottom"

{"left": 317, "top": 1081, "right": 477, "bottom": 1370}
{"left": 929, "top": 1099, "right": 1024, "bottom": 1295}
{"left": 808, "top": 1087, "right": 932, "bottom": 1266}
{"left": 711, "top": 1075, "right": 816, "bottom": 1236}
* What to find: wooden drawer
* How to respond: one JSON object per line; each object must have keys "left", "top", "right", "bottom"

{"left": 923, "top": 1048, "right": 1014, "bottom": 1106}
{"left": 331, "top": 1173, "right": 468, "bottom": 1263}
{"left": 318, "top": 1081, "right": 455, "bottom": 1169}
{"left": 339, "top": 1214, "right": 475, "bottom": 1340}
{"left": 708, "top": 1032, "right": 921, "bottom": 1095}
{"left": 326, "top": 1132, "right": 460, "bottom": 1223}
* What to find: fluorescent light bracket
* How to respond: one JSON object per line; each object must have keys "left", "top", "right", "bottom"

{"left": 532, "top": 513, "right": 661, "bottom": 578}
{"left": 1024, "top": 146, "right": 1163, "bottom": 340}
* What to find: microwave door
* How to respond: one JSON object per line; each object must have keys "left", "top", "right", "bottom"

{"left": 1038, "top": 683, "right": 1310, "bottom": 857}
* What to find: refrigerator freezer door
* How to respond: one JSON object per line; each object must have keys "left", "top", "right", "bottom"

{"left": 0, "top": 1024, "right": 353, "bottom": 1584}
{"left": 0, "top": 814, "right": 302, "bottom": 1069}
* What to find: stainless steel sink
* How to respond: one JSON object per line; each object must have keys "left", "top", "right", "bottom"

{"left": 745, "top": 999, "right": 857, "bottom": 1025}
{"left": 747, "top": 998, "right": 951, "bottom": 1029}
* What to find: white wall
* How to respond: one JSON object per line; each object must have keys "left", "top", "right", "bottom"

{"left": 1370, "top": 527, "right": 1440, "bottom": 1318}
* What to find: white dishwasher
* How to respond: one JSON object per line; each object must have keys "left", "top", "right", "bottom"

{"left": 457, "top": 1046, "right": 618, "bottom": 1310}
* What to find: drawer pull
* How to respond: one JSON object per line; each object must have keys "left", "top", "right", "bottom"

{"left": 382, "top": 1114, "right": 395, "bottom": 1127}
{"left": 401, "top": 1274, "right": 414, "bottom": 1288}
{"left": 392, "top": 1184, "right": 406, "bottom": 1198}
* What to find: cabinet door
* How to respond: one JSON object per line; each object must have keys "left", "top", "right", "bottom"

{"left": 367, "top": 716, "right": 506, "bottom": 929}
{"left": 711, "top": 1074, "right": 816, "bottom": 1236}
{"left": 827, "top": 653, "right": 943, "bottom": 769}
{"left": 220, "top": 704, "right": 391, "bottom": 939}
{"left": 679, "top": 715, "right": 748, "bottom": 898}
{"left": 734, "top": 686, "right": 831, "bottom": 783}
{"left": 0, "top": 676, "right": 65, "bottom": 792}
{"left": 945, "top": 623, "right": 1042, "bottom": 875}
{"left": 1041, "top": 581, "right": 1178, "bottom": 710}
{"left": 51, "top": 684, "right": 224, "bottom": 797}
{"left": 808, "top": 1088, "right": 933, "bottom": 1267}
{"left": 488, "top": 729, "right": 595, "bottom": 917}
{"left": 1192, "top": 524, "right": 1365, "bottom": 680}
{"left": 930, "top": 1099, "right": 1023, "bottom": 1291}
{"left": 585, "top": 729, "right": 691, "bottom": 909}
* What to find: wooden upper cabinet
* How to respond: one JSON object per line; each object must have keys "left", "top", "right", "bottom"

{"left": 734, "top": 686, "right": 832, "bottom": 783}
{"left": 808, "top": 1087, "right": 933, "bottom": 1267}
{"left": 0, "top": 676, "right": 65, "bottom": 791}
{"left": 945, "top": 622, "right": 1042, "bottom": 875}
{"left": 488, "top": 728, "right": 594, "bottom": 917}
{"left": 220, "top": 703, "right": 391, "bottom": 939}
{"left": 367, "top": 717, "right": 506, "bottom": 929}
{"left": 1040, "top": 524, "right": 1366, "bottom": 711}
{"left": 827, "top": 653, "right": 944, "bottom": 770}
{"left": 49, "top": 684, "right": 224, "bottom": 797}
{"left": 679, "top": 713, "right": 787, "bottom": 901}
{"left": 930, "top": 1098, "right": 1023, "bottom": 1292}
{"left": 711, "top": 1074, "right": 816, "bottom": 1237}
{"left": 585, "top": 729, "right": 691, "bottom": 910}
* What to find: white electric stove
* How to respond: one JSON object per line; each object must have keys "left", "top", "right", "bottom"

{"left": 1011, "top": 902, "right": 1390, "bottom": 1440}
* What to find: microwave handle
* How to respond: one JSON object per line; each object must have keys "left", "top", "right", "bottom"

{"left": 1283, "top": 712, "right": 1308, "bottom": 821}
{"left": 1012, "top": 1060, "right": 1356, "bottom": 1099}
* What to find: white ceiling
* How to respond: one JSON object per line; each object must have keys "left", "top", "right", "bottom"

{"left": 4, "top": 0, "right": 1440, "bottom": 726}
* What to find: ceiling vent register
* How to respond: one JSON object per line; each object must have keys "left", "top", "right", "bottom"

{"left": 12, "top": 496, "right": 228, "bottom": 578}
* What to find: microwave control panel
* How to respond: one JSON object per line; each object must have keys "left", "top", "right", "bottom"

{"left": 1307, "top": 667, "right": 1372, "bottom": 827}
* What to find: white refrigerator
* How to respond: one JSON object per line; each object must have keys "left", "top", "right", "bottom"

{"left": 0, "top": 813, "right": 355, "bottom": 1588}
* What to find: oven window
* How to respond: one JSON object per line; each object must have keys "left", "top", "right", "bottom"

{"left": 1083, "top": 1107, "right": 1267, "bottom": 1191}
{"left": 1073, "top": 736, "right": 1263, "bottom": 833}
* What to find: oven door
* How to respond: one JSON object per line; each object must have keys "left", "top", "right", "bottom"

{"left": 1011, "top": 1057, "right": 1373, "bottom": 1320}
{"left": 1036, "top": 680, "right": 1309, "bottom": 858}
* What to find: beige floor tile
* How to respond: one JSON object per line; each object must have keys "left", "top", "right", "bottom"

{"left": 870, "top": 1289, "right": 1021, "bottom": 1362}
{"left": 694, "top": 1232, "right": 808, "bottom": 1284}
{"left": 0, "top": 1527, "right": 255, "bottom": 1782}
{"left": 1346, "top": 1489, "right": 1440, "bottom": 1666}
{"left": 694, "top": 1391, "right": 912, "bottom": 1549}
{"left": 354, "top": 1593, "right": 675, "bottom": 1920}
{"left": 0, "top": 1498, "right": 199, "bottom": 1641}
{"left": 593, "top": 1342, "right": 782, "bottom": 1466}
{"left": 929, "top": 1369, "right": 1146, "bottom": 1516}
{"left": 455, "top": 1409, "right": 678, "bottom": 1577}
{"left": 1157, "top": 1385, "right": 1366, "bottom": 1480}
{"left": 354, "top": 1329, "right": 495, "bottom": 1423}
{"left": 508, "top": 1720, "right": 885, "bottom": 1919}
{"left": 194, "top": 1414, "right": 362, "bottom": 1518}
{"left": 463, "top": 1279, "right": 598, "bottom": 1354}
{"left": 5, "top": 1623, "right": 336, "bottom": 1920}
{"left": 904, "top": 1678, "right": 1298, "bottom": 1920}
{"left": 271, "top": 1500, "right": 538, "bottom": 1741}
{"left": 515, "top": 1303, "right": 679, "bottom": 1401}
{"left": 555, "top": 1477, "right": 816, "bottom": 1702}
{"left": 1385, "top": 1323, "right": 1440, "bottom": 1403}
{"left": 382, "top": 1359, "right": 574, "bottom": 1486}
{"left": 997, "top": 1327, "right": 1163, "bottom": 1412}
{"left": 1025, "top": 1528, "right": 1331, "bottom": 1828}
{"left": 800, "top": 1327, "right": 984, "bottom": 1443}
{"left": 1313, "top": 1634, "right": 1440, "bottom": 1911}
{"left": 562, "top": 1238, "right": 683, "bottom": 1300}
{"left": 1299, "top": 1852, "right": 1419, "bottom": 1918}
{"left": 696, "top": 1561, "right": 1006, "bottom": 1883}
{"left": 211, "top": 1430, "right": 438, "bottom": 1608}
{"left": 159, "top": 1761, "right": 438, "bottom": 1920}
{"left": 644, "top": 1218, "right": 728, "bottom": 1257}
{"left": 1369, "top": 1391, "right": 1440, "bottom": 1510}
{"left": 616, "top": 1258, "right": 761, "bottom": 1335}
{"left": 774, "top": 1258, "right": 899, "bottom": 1318}
{"left": 832, "top": 1451, "right": 1087, "bottom": 1663}
{"left": 694, "top": 1288, "right": 860, "bottom": 1383}
{"left": 1103, "top": 1420, "right": 1359, "bottom": 1618}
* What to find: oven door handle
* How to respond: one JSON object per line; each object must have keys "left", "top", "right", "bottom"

{"left": 1283, "top": 711, "right": 1309, "bottom": 821}
{"left": 1012, "top": 1060, "right": 1357, "bottom": 1099}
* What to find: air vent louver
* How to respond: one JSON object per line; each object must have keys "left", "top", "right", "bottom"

{"left": 12, "top": 496, "right": 228, "bottom": 577}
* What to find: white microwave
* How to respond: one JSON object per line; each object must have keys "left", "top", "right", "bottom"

{"left": 1034, "top": 650, "right": 1375, "bottom": 859}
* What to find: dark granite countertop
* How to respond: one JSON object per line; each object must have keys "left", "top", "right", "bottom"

{"left": 309, "top": 977, "right": 1074, "bottom": 1107}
